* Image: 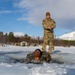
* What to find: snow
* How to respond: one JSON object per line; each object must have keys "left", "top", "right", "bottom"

{"left": 0, "top": 45, "right": 75, "bottom": 75}
{"left": 13, "top": 32, "right": 25, "bottom": 37}
{"left": 57, "top": 31, "right": 75, "bottom": 40}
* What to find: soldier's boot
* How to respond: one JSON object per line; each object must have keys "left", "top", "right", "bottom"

{"left": 48, "top": 47, "right": 54, "bottom": 54}
{"left": 42, "top": 48, "right": 46, "bottom": 52}
{"left": 49, "top": 49, "right": 52, "bottom": 54}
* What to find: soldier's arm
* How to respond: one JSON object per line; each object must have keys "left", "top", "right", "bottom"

{"left": 51, "top": 20, "right": 56, "bottom": 29}
{"left": 25, "top": 53, "right": 34, "bottom": 63}
{"left": 42, "top": 19, "right": 49, "bottom": 29}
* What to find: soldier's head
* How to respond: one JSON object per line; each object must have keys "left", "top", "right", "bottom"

{"left": 46, "top": 12, "right": 50, "bottom": 18}
{"left": 34, "top": 49, "right": 42, "bottom": 61}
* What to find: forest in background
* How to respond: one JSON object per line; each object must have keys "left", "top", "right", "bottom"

{"left": 0, "top": 32, "right": 75, "bottom": 47}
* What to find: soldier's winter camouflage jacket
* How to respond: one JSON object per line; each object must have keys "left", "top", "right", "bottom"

{"left": 25, "top": 51, "right": 51, "bottom": 64}
{"left": 42, "top": 18, "right": 56, "bottom": 33}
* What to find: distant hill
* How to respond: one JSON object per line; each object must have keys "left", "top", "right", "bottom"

{"left": 57, "top": 31, "right": 75, "bottom": 40}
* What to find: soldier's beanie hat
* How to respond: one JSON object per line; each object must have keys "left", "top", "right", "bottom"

{"left": 46, "top": 12, "right": 50, "bottom": 16}
{"left": 34, "top": 49, "right": 42, "bottom": 57}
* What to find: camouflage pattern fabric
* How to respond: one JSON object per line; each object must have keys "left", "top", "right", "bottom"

{"left": 40, "top": 51, "right": 51, "bottom": 62}
{"left": 25, "top": 51, "right": 51, "bottom": 64}
{"left": 42, "top": 18, "right": 56, "bottom": 51}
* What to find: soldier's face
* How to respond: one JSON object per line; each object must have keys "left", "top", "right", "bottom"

{"left": 46, "top": 15, "right": 50, "bottom": 18}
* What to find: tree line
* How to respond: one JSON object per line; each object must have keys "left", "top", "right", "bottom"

{"left": 54, "top": 39, "right": 75, "bottom": 47}
{"left": 0, "top": 31, "right": 75, "bottom": 46}
{"left": 0, "top": 32, "right": 42, "bottom": 45}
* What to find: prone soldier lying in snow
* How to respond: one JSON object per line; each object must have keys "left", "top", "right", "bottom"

{"left": 25, "top": 49, "right": 51, "bottom": 64}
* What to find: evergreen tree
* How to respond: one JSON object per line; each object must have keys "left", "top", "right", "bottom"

{"left": 8, "top": 32, "right": 15, "bottom": 42}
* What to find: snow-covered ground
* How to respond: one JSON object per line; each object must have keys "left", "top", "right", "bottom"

{"left": 0, "top": 45, "right": 75, "bottom": 75}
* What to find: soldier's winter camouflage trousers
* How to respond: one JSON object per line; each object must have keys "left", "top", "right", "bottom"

{"left": 42, "top": 32, "right": 54, "bottom": 52}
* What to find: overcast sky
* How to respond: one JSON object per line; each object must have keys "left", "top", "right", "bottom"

{"left": 0, "top": 0, "right": 75, "bottom": 36}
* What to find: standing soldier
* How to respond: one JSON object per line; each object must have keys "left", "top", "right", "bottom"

{"left": 42, "top": 12, "right": 56, "bottom": 54}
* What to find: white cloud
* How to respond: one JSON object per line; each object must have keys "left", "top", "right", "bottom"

{"left": 15, "top": 0, "right": 75, "bottom": 29}
{"left": 0, "top": 10, "right": 12, "bottom": 14}
{"left": 13, "top": 32, "right": 25, "bottom": 37}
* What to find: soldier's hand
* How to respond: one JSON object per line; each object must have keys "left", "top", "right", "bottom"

{"left": 50, "top": 26, "right": 54, "bottom": 28}
{"left": 48, "top": 27, "right": 52, "bottom": 29}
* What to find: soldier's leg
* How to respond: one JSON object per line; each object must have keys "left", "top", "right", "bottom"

{"left": 49, "top": 33, "right": 54, "bottom": 54}
{"left": 42, "top": 34, "right": 49, "bottom": 51}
